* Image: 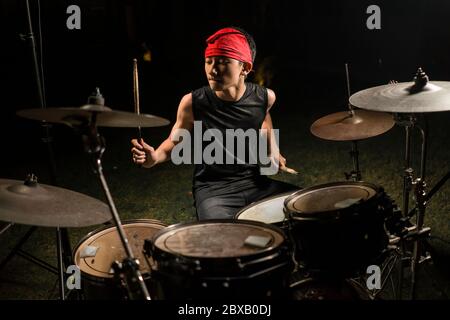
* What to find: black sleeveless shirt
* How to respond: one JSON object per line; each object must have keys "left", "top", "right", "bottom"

{"left": 192, "top": 82, "right": 268, "bottom": 193}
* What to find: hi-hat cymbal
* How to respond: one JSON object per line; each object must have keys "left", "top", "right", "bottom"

{"left": 17, "top": 104, "right": 170, "bottom": 128}
{"left": 349, "top": 81, "right": 450, "bottom": 113}
{"left": 0, "top": 178, "right": 112, "bottom": 227}
{"left": 310, "top": 110, "right": 395, "bottom": 141}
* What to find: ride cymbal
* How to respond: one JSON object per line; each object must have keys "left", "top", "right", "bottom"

{"left": 349, "top": 81, "right": 450, "bottom": 113}
{"left": 310, "top": 110, "right": 394, "bottom": 141}
{"left": 0, "top": 178, "right": 111, "bottom": 227}
{"left": 17, "top": 104, "right": 170, "bottom": 128}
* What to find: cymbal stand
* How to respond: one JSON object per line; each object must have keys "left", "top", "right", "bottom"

{"left": 394, "top": 114, "right": 417, "bottom": 217}
{"left": 2, "top": 1, "right": 72, "bottom": 300}
{"left": 78, "top": 113, "right": 151, "bottom": 300}
{"left": 344, "top": 64, "right": 362, "bottom": 181}
{"left": 345, "top": 140, "right": 362, "bottom": 181}
{"left": 393, "top": 113, "right": 433, "bottom": 300}
{"left": 0, "top": 179, "right": 70, "bottom": 299}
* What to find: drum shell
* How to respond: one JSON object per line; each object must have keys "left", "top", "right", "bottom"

{"left": 285, "top": 182, "right": 391, "bottom": 276}
{"left": 289, "top": 268, "right": 362, "bottom": 300}
{"left": 147, "top": 220, "right": 294, "bottom": 300}
{"left": 73, "top": 219, "right": 166, "bottom": 299}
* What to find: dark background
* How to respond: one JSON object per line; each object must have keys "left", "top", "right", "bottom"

{"left": 1, "top": 1, "right": 450, "bottom": 130}
{"left": 2, "top": 0, "right": 450, "bottom": 105}
{"left": 1, "top": 0, "right": 450, "bottom": 181}
{"left": 0, "top": 0, "right": 449, "bottom": 300}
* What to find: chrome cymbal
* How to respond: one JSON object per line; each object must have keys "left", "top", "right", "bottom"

{"left": 349, "top": 81, "right": 450, "bottom": 113}
{"left": 0, "top": 178, "right": 111, "bottom": 227}
{"left": 17, "top": 104, "right": 170, "bottom": 128}
{"left": 310, "top": 110, "right": 395, "bottom": 141}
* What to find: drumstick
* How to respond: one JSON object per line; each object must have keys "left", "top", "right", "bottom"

{"left": 133, "top": 58, "right": 142, "bottom": 141}
{"left": 280, "top": 166, "right": 299, "bottom": 175}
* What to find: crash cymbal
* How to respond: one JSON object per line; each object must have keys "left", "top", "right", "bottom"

{"left": 0, "top": 177, "right": 111, "bottom": 227}
{"left": 17, "top": 104, "right": 170, "bottom": 128}
{"left": 349, "top": 81, "right": 450, "bottom": 113}
{"left": 310, "top": 110, "right": 395, "bottom": 141}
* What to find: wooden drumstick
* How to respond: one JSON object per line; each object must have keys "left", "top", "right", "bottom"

{"left": 133, "top": 58, "right": 142, "bottom": 141}
{"left": 280, "top": 166, "right": 299, "bottom": 175}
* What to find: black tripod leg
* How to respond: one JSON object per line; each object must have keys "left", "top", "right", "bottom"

{"left": 57, "top": 228, "right": 74, "bottom": 300}
{"left": 0, "top": 226, "right": 37, "bottom": 270}
{"left": 56, "top": 227, "right": 65, "bottom": 300}
{"left": 0, "top": 223, "right": 13, "bottom": 236}
{"left": 60, "top": 228, "right": 73, "bottom": 267}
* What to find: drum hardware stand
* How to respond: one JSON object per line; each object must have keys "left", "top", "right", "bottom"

{"left": 344, "top": 140, "right": 362, "bottom": 182}
{"left": 348, "top": 246, "right": 403, "bottom": 300}
{"left": 75, "top": 92, "right": 151, "bottom": 300}
{"left": 392, "top": 70, "right": 435, "bottom": 299}
{"left": 0, "top": 175, "right": 73, "bottom": 279}
{"left": 0, "top": 181, "right": 72, "bottom": 301}
{"left": 400, "top": 157, "right": 450, "bottom": 300}
{"left": 344, "top": 64, "right": 362, "bottom": 182}
{"left": 0, "top": 0, "right": 74, "bottom": 300}
{"left": 0, "top": 223, "right": 14, "bottom": 236}
{"left": 111, "top": 258, "right": 148, "bottom": 300}
{"left": 0, "top": 224, "right": 58, "bottom": 276}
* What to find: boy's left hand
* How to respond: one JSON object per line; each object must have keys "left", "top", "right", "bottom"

{"left": 279, "top": 154, "right": 299, "bottom": 175}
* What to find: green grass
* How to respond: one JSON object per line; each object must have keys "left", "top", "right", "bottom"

{"left": 1, "top": 101, "right": 449, "bottom": 299}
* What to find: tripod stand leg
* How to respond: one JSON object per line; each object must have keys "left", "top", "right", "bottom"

{"left": 410, "top": 241, "right": 419, "bottom": 299}
{"left": 60, "top": 228, "right": 73, "bottom": 267}
{"left": 1, "top": 224, "right": 72, "bottom": 299}
{"left": 0, "top": 223, "right": 13, "bottom": 236}
{"left": 402, "top": 125, "right": 412, "bottom": 217}
{"left": 396, "top": 243, "right": 405, "bottom": 300}
{"left": 56, "top": 227, "right": 65, "bottom": 300}
{"left": 0, "top": 226, "right": 37, "bottom": 270}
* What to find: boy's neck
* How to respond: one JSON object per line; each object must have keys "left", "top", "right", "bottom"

{"left": 215, "top": 81, "right": 247, "bottom": 102}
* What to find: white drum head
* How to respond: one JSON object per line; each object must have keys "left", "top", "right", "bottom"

{"left": 74, "top": 220, "right": 166, "bottom": 278}
{"left": 236, "top": 192, "right": 294, "bottom": 224}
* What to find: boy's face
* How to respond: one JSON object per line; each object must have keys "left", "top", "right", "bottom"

{"left": 205, "top": 56, "right": 249, "bottom": 91}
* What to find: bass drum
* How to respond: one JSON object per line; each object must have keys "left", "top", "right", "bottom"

{"left": 73, "top": 219, "right": 167, "bottom": 299}
{"left": 146, "top": 219, "right": 293, "bottom": 300}
{"left": 284, "top": 181, "right": 392, "bottom": 278}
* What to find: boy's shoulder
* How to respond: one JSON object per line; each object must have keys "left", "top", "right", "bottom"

{"left": 191, "top": 86, "right": 210, "bottom": 100}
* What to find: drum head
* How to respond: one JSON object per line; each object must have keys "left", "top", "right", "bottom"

{"left": 74, "top": 219, "right": 166, "bottom": 278}
{"left": 235, "top": 192, "right": 293, "bottom": 224}
{"left": 285, "top": 181, "right": 378, "bottom": 219}
{"left": 153, "top": 220, "right": 285, "bottom": 258}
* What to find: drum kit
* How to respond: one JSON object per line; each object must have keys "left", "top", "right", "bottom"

{"left": 1, "top": 65, "right": 450, "bottom": 301}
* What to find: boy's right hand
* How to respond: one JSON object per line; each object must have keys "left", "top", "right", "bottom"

{"left": 131, "top": 138, "right": 158, "bottom": 168}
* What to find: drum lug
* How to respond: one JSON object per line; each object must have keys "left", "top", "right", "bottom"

{"left": 174, "top": 256, "right": 202, "bottom": 273}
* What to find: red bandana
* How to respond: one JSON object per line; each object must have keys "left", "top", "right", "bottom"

{"left": 204, "top": 28, "right": 253, "bottom": 65}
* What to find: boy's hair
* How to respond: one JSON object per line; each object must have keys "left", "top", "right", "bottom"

{"left": 229, "top": 26, "right": 257, "bottom": 63}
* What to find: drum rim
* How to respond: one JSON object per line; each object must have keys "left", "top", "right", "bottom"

{"left": 234, "top": 190, "right": 298, "bottom": 222}
{"left": 150, "top": 219, "right": 287, "bottom": 259}
{"left": 73, "top": 218, "right": 167, "bottom": 281}
{"left": 284, "top": 181, "right": 382, "bottom": 218}
{"left": 74, "top": 218, "right": 167, "bottom": 251}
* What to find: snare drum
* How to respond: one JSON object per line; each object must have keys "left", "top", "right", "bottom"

{"left": 146, "top": 219, "right": 293, "bottom": 300}
{"left": 284, "top": 181, "right": 392, "bottom": 277}
{"left": 73, "top": 219, "right": 167, "bottom": 299}
{"left": 235, "top": 192, "right": 295, "bottom": 229}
